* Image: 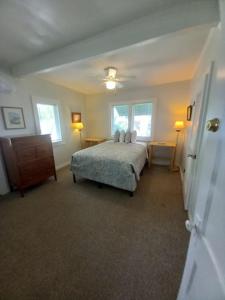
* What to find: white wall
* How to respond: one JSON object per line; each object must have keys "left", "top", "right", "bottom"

{"left": 0, "top": 74, "right": 86, "bottom": 195}
{"left": 0, "top": 72, "right": 191, "bottom": 194}
{"left": 85, "top": 80, "right": 190, "bottom": 167}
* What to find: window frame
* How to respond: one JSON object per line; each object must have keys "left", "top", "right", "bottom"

{"left": 32, "top": 97, "right": 64, "bottom": 145}
{"left": 110, "top": 98, "right": 156, "bottom": 141}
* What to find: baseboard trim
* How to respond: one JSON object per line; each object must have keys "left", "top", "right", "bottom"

{"left": 56, "top": 161, "right": 70, "bottom": 171}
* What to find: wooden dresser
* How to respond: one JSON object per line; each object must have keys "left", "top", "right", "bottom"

{"left": 0, "top": 134, "right": 57, "bottom": 196}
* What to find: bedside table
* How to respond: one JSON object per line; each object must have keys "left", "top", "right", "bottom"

{"left": 84, "top": 137, "right": 106, "bottom": 148}
{"left": 148, "top": 141, "right": 176, "bottom": 171}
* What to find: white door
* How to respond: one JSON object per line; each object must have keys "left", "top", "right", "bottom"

{"left": 184, "top": 63, "right": 214, "bottom": 215}
{"left": 184, "top": 77, "right": 204, "bottom": 210}
{"left": 177, "top": 8, "right": 225, "bottom": 300}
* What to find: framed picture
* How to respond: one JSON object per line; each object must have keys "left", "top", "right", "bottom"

{"left": 71, "top": 112, "right": 81, "bottom": 123}
{"left": 187, "top": 105, "right": 193, "bottom": 121}
{"left": 1, "top": 106, "right": 26, "bottom": 129}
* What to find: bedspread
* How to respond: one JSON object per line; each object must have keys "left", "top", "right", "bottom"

{"left": 71, "top": 141, "right": 147, "bottom": 192}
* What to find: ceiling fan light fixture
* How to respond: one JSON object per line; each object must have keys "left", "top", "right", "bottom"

{"left": 105, "top": 67, "right": 117, "bottom": 78}
{"left": 105, "top": 80, "right": 116, "bottom": 90}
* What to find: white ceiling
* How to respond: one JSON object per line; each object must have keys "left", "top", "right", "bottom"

{"left": 0, "top": 0, "right": 194, "bottom": 68}
{"left": 0, "top": 0, "right": 217, "bottom": 94}
{"left": 37, "top": 25, "right": 212, "bottom": 94}
{"left": 0, "top": 0, "right": 218, "bottom": 69}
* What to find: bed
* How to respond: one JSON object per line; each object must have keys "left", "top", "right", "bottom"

{"left": 71, "top": 141, "right": 148, "bottom": 196}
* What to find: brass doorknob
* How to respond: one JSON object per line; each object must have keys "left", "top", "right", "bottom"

{"left": 206, "top": 118, "right": 220, "bottom": 132}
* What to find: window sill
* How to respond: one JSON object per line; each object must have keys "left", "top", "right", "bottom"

{"left": 136, "top": 137, "right": 151, "bottom": 142}
{"left": 52, "top": 140, "right": 65, "bottom": 147}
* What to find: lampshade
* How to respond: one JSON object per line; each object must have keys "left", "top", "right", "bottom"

{"left": 74, "top": 122, "right": 84, "bottom": 131}
{"left": 174, "top": 121, "right": 184, "bottom": 131}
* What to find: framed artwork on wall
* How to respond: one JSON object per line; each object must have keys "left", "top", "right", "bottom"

{"left": 187, "top": 105, "right": 193, "bottom": 121}
{"left": 1, "top": 106, "right": 26, "bottom": 129}
{"left": 71, "top": 112, "right": 81, "bottom": 123}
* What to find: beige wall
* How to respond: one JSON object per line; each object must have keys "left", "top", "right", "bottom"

{"left": 0, "top": 75, "right": 191, "bottom": 194}
{"left": 85, "top": 80, "right": 191, "bottom": 166}
{"left": 0, "top": 74, "right": 86, "bottom": 194}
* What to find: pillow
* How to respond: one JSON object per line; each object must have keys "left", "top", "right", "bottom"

{"left": 125, "top": 131, "right": 131, "bottom": 143}
{"left": 114, "top": 130, "right": 120, "bottom": 142}
{"left": 131, "top": 130, "right": 137, "bottom": 143}
{"left": 119, "top": 130, "right": 125, "bottom": 143}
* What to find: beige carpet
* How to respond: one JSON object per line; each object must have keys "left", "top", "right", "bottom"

{"left": 0, "top": 165, "right": 188, "bottom": 300}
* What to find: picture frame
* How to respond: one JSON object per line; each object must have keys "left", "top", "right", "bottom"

{"left": 187, "top": 105, "right": 192, "bottom": 121}
{"left": 1, "top": 106, "right": 26, "bottom": 129}
{"left": 71, "top": 112, "right": 81, "bottom": 123}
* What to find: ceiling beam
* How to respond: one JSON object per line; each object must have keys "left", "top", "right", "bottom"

{"left": 12, "top": 0, "right": 219, "bottom": 77}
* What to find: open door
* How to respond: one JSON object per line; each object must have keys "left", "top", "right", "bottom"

{"left": 177, "top": 6, "right": 225, "bottom": 299}
{"left": 184, "top": 63, "right": 213, "bottom": 215}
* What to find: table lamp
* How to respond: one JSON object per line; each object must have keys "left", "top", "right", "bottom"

{"left": 173, "top": 121, "right": 185, "bottom": 170}
{"left": 174, "top": 121, "right": 184, "bottom": 132}
{"left": 74, "top": 122, "right": 84, "bottom": 148}
{"left": 174, "top": 121, "right": 184, "bottom": 144}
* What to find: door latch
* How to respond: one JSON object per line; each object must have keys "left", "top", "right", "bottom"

{"left": 187, "top": 154, "right": 197, "bottom": 159}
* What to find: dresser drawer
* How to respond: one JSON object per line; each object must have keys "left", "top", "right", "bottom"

{"left": 15, "top": 144, "right": 52, "bottom": 162}
{"left": 12, "top": 134, "right": 51, "bottom": 148}
{"left": 19, "top": 158, "right": 54, "bottom": 185}
{"left": 15, "top": 146, "right": 36, "bottom": 162}
{"left": 36, "top": 143, "right": 52, "bottom": 159}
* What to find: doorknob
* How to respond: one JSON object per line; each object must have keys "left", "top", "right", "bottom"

{"left": 187, "top": 154, "right": 197, "bottom": 159}
{"left": 185, "top": 217, "right": 202, "bottom": 233}
{"left": 206, "top": 118, "right": 220, "bottom": 132}
{"left": 185, "top": 220, "right": 196, "bottom": 232}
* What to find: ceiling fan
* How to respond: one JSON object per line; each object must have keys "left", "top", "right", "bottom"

{"left": 102, "top": 67, "right": 135, "bottom": 90}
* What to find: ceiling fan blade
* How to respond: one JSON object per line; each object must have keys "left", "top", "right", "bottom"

{"left": 116, "top": 75, "right": 136, "bottom": 81}
{"left": 117, "top": 82, "right": 124, "bottom": 88}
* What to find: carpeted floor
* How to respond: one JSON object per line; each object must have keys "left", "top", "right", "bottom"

{"left": 0, "top": 165, "right": 188, "bottom": 300}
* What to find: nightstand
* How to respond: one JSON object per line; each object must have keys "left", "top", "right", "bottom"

{"left": 84, "top": 137, "right": 106, "bottom": 148}
{"left": 148, "top": 141, "right": 176, "bottom": 171}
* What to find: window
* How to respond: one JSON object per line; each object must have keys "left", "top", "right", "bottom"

{"left": 33, "top": 98, "right": 63, "bottom": 143}
{"left": 111, "top": 102, "right": 153, "bottom": 140}
{"left": 112, "top": 104, "right": 129, "bottom": 133}
{"left": 132, "top": 103, "right": 152, "bottom": 138}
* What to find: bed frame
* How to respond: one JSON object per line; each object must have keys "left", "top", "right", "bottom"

{"left": 72, "top": 165, "right": 145, "bottom": 197}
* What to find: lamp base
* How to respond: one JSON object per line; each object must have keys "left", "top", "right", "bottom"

{"left": 172, "top": 130, "right": 180, "bottom": 170}
{"left": 79, "top": 130, "right": 82, "bottom": 149}
{"left": 172, "top": 166, "right": 180, "bottom": 172}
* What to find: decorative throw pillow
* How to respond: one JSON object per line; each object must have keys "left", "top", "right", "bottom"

{"left": 119, "top": 130, "right": 125, "bottom": 143}
{"left": 125, "top": 131, "right": 131, "bottom": 143}
{"left": 131, "top": 130, "right": 137, "bottom": 143}
{"left": 114, "top": 130, "right": 120, "bottom": 142}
